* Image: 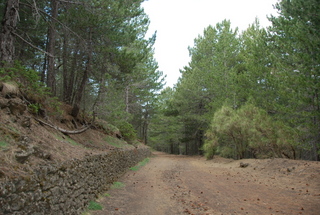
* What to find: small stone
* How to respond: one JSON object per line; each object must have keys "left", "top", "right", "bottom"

{"left": 240, "top": 162, "right": 249, "bottom": 168}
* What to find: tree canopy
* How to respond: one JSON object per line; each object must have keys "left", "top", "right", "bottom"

{"left": 0, "top": 0, "right": 164, "bottom": 143}
{"left": 1, "top": 0, "right": 319, "bottom": 160}
{"left": 148, "top": 0, "right": 320, "bottom": 160}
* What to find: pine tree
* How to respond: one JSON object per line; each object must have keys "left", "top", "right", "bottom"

{"left": 269, "top": 0, "right": 320, "bottom": 160}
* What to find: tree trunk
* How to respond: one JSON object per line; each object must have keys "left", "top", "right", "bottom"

{"left": 0, "top": 0, "right": 20, "bottom": 67}
{"left": 142, "top": 106, "right": 149, "bottom": 144}
{"left": 62, "top": 33, "right": 68, "bottom": 101}
{"left": 125, "top": 85, "right": 130, "bottom": 113}
{"left": 71, "top": 64, "right": 89, "bottom": 118}
{"left": 71, "top": 30, "right": 92, "bottom": 118}
{"left": 46, "top": 0, "right": 59, "bottom": 95}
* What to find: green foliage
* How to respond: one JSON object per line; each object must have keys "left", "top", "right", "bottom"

{"left": 202, "top": 136, "right": 217, "bottom": 160}
{"left": 0, "top": 62, "right": 48, "bottom": 96}
{"left": 28, "top": 103, "right": 41, "bottom": 114}
{"left": 54, "top": 134, "right": 80, "bottom": 146}
{"left": 148, "top": 87, "right": 183, "bottom": 154}
{"left": 151, "top": 11, "right": 319, "bottom": 160}
{"left": 111, "top": 181, "right": 125, "bottom": 189}
{"left": 204, "top": 103, "right": 298, "bottom": 159}
{"left": 104, "top": 136, "right": 127, "bottom": 148}
{"left": 87, "top": 201, "right": 103, "bottom": 210}
{"left": 0, "top": 141, "right": 8, "bottom": 150}
{"left": 46, "top": 97, "right": 63, "bottom": 115}
{"left": 268, "top": 0, "right": 320, "bottom": 160}
{"left": 117, "top": 121, "right": 137, "bottom": 142}
{"left": 97, "top": 120, "right": 120, "bottom": 136}
{"left": 130, "top": 158, "right": 150, "bottom": 171}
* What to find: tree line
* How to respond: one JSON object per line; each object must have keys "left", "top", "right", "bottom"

{"left": 148, "top": 0, "right": 320, "bottom": 161}
{"left": 0, "top": 0, "right": 164, "bottom": 143}
{"left": 1, "top": 0, "right": 319, "bottom": 160}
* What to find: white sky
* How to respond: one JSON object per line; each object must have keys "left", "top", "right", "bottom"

{"left": 142, "top": 0, "right": 279, "bottom": 87}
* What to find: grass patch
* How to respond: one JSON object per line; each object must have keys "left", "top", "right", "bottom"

{"left": 104, "top": 193, "right": 111, "bottom": 197}
{"left": 130, "top": 158, "right": 150, "bottom": 171}
{"left": 111, "top": 181, "right": 125, "bottom": 189}
{"left": 0, "top": 141, "right": 8, "bottom": 150}
{"left": 54, "top": 134, "right": 80, "bottom": 146}
{"left": 104, "top": 135, "right": 127, "bottom": 148}
{"left": 65, "top": 136, "right": 79, "bottom": 146}
{"left": 87, "top": 201, "right": 103, "bottom": 210}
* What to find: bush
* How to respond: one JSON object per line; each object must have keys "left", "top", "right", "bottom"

{"left": 117, "top": 121, "right": 137, "bottom": 142}
{"left": 204, "top": 103, "right": 298, "bottom": 159}
{"left": 0, "top": 61, "right": 50, "bottom": 106}
{"left": 202, "top": 135, "right": 218, "bottom": 160}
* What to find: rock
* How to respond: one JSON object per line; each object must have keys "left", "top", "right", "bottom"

{"left": 18, "top": 136, "right": 33, "bottom": 150}
{"left": 0, "top": 170, "right": 5, "bottom": 178}
{"left": 1, "top": 147, "right": 151, "bottom": 214}
{"left": 20, "top": 116, "right": 31, "bottom": 128}
{"left": 0, "top": 97, "right": 9, "bottom": 109}
{"left": 15, "top": 150, "right": 34, "bottom": 163}
{"left": 1, "top": 82, "right": 20, "bottom": 98}
{"left": 33, "top": 146, "right": 51, "bottom": 160}
{"left": 8, "top": 98, "right": 26, "bottom": 116}
{"left": 15, "top": 136, "right": 36, "bottom": 163}
{"left": 240, "top": 162, "right": 249, "bottom": 168}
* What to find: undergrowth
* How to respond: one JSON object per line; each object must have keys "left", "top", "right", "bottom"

{"left": 0, "top": 141, "right": 8, "bottom": 150}
{"left": 104, "top": 136, "right": 127, "bottom": 148}
{"left": 130, "top": 158, "right": 150, "bottom": 171}
{"left": 54, "top": 134, "right": 80, "bottom": 146}
{"left": 87, "top": 201, "right": 103, "bottom": 210}
{"left": 111, "top": 181, "right": 125, "bottom": 189}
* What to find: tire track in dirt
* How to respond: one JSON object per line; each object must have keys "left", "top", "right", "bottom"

{"left": 89, "top": 152, "right": 320, "bottom": 215}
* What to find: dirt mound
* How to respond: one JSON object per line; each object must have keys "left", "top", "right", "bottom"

{"left": 0, "top": 94, "right": 134, "bottom": 181}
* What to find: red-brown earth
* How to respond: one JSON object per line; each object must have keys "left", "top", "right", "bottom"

{"left": 89, "top": 151, "right": 320, "bottom": 215}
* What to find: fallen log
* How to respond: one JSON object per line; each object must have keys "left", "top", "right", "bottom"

{"left": 34, "top": 117, "right": 91, "bottom": 134}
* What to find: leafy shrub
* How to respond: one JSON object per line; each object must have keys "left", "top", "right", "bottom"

{"left": 202, "top": 135, "right": 218, "bottom": 159}
{"left": 204, "top": 103, "right": 298, "bottom": 159}
{"left": 28, "top": 103, "right": 41, "bottom": 114}
{"left": 117, "top": 121, "right": 136, "bottom": 142}
{"left": 0, "top": 61, "right": 49, "bottom": 98}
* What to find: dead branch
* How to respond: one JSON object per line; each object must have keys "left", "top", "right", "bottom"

{"left": 13, "top": 32, "right": 55, "bottom": 57}
{"left": 34, "top": 112, "right": 96, "bottom": 135}
{"left": 34, "top": 117, "right": 91, "bottom": 134}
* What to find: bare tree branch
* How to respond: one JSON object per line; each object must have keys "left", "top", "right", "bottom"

{"left": 34, "top": 117, "right": 91, "bottom": 134}
{"left": 12, "top": 32, "right": 55, "bottom": 57}
{"left": 19, "top": 1, "right": 86, "bottom": 44}
{"left": 58, "top": 0, "right": 84, "bottom": 4}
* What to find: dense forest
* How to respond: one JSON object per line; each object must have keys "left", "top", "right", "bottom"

{"left": 0, "top": 0, "right": 164, "bottom": 143}
{"left": 148, "top": 0, "right": 320, "bottom": 161}
{"left": 0, "top": 0, "right": 319, "bottom": 160}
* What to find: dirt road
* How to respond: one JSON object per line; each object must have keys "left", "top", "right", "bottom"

{"left": 90, "top": 151, "right": 320, "bottom": 215}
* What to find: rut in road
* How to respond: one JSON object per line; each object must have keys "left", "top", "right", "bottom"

{"left": 89, "top": 151, "right": 320, "bottom": 215}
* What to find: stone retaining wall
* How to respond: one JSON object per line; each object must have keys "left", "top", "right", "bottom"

{"left": 0, "top": 146, "right": 151, "bottom": 214}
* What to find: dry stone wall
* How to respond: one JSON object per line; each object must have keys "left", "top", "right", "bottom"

{"left": 0, "top": 146, "right": 151, "bottom": 215}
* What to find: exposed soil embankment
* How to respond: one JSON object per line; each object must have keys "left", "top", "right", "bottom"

{"left": 0, "top": 92, "right": 151, "bottom": 214}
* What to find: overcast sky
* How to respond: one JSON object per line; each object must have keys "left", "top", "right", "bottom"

{"left": 142, "top": 0, "right": 279, "bottom": 87}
